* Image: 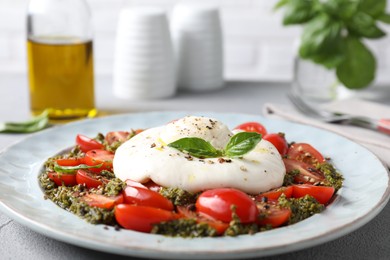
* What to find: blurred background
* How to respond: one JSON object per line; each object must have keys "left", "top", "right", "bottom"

{"left": 1, "top": 0, "right": 390, "bottom": 86}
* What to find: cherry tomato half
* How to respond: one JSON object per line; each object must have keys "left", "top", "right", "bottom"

{"left": 81, "top": 193, "right": 124, "bottom": 209}
{"left": 196, "top": 188, "right": 258, "bottom": 223}
{"left": 133, "top": 129, "right": 144, "bottom": 135}
{"left": 125, "top": 179, "right": 161, "bottom": 192}
{"left": 255, "top": 186, "right": 293, "bottom": 202}
{"left": 263, "top": 133, "right": 288, "bottom": 156}
{"left": 48, "top": 172, "right": 77, "bottom": 186}
{"left": 56, "top": 157, "right": 85, "bottom": 166}
{"left": 287, "top": 143, "right": 325, "bottom": 165}
{"left": 105, "top": 131, "right": 130, "bottom": 145}
{"left": 176, "top": 206, "right": 229, "bottom": 235}
{"left": 256, "top": 201, "right": 291, "bottom": 228}
{"left": 234, "top": 122, "right": 267, "bottom": 136}
{"left": 76, "top": 169, "right": 108, "bottom": 188}
{"left": 293, "top": 184, "right": 335, "bottom": 205}
{"left": 143, "top": 180, "right": 162, "bottom": 192}
{"left": 283, "top": 158, "right": 325, "bottom": 185}
{"left": 115, "top": 204, "right": 177, "bottom": 233}
{"left": 84, "top": 149, "right": 114, "bottom": 173}
{"left": 125, "top": 179, "right": 148, "bottom": 189}
{"left": 76, "top": 134, "right": 104, "bottom": 153}
{"left": 122, "top": 185, "right": 174, "bottom": 211}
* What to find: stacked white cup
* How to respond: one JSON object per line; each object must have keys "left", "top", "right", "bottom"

{"left": 113, "top": 7, "right": 176, "bottom": 99}
{"left": 171, "top": 4, "right": 225, "bottom": 92}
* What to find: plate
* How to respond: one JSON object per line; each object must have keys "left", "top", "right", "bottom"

{"left": 0, "top": 111, "right": 389, "bottom": 259}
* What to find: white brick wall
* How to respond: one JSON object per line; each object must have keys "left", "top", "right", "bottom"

{"left": 1, "top": 0, "right": 390, "bottom": 85}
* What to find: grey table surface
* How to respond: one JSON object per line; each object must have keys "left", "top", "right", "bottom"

{"left": 0, "top": 73, "right": 389, "bottom": 260}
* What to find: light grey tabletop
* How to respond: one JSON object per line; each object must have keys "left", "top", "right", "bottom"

{"left": 0, "top": 73, "right": 389, "bottom": 260}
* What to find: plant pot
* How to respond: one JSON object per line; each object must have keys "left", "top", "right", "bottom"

{"left": 292, "top": 57, "right": 356, "bottom": 103}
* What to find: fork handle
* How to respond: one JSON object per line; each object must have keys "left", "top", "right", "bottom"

{"left": 378, "top": 119, "right": 390, "bottom": 135}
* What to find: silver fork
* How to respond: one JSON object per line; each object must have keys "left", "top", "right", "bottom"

{"left": 287, "top": 91, "right": 390, "bottom": 135}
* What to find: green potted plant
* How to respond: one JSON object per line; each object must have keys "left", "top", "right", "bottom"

{"left": 276, "top": 0, "right": 390, "bottom": 93}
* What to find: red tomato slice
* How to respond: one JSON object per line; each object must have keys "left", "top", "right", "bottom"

{"left": 256, "top": 201, "right": 291, "bottom": 228}
{"left": 293, "top": 184, "right": 335, "bottom": 205}
{"left": 56, "top": 157, "right": 85, "bottom": 166}
{"left": 125, "top": 179, "right": 148, "bottom": 189}
{"left": 196, "top": 188, "right": 258, "bottom": 224}
{"left": 76, "top": 169, "right": 108, "bottom": 188}
{"left": 48, "top": 172, "right": 77, "bottom": 186}
{"left": 287, "top": 143, "right": 325, "bottom": 165}
{"left": 133, "top": 129, "right": 144, "bottom": 135}
{"left": 263, "top": 133, "right": 288, "bottom": 156}
{"left": 283, "top": 158, "right": 325, "bottom": 184}
{"left": 125, "top": 179, "right": 161, "bottom": 192}
{"left": 81, "top": 193, "right": 124, "bottom": 209}
{"left": 105, "top": 131, "right": 130, "bottom": 145}
{"left": 122, "top": 186, "right": 174, "bottom": 211}
{"left": 234, "top": 122, "right": 267, "bottom": 136}
{"left": 255, "top": 186, "right": 293, "bottom": 201}
{"left": 76, "top": 134, "right": 104, "bottom": 153}
{"left": 143, "top": 180, "right": 162, "bottom": 192}
{"left": 115, "top": 204, "right": 177, "bottom": 233}
{"left": 84, "top": 149, "right": 114, "bottom": 173}
{"left": 176, "top": 206, "right": 229, "bottom": 235}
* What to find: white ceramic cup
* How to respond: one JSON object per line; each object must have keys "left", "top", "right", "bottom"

{"left": 171, "top": 4, "right": 225, "bottom": 92}
{"left": 113, "top": 7, "right": 176, "bottom": 99}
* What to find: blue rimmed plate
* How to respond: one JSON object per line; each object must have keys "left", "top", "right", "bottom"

{"left": 0, "top": 111, "right": 389, "bottom": 259}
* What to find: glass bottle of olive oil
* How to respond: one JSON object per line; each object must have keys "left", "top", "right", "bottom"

{"left": 27, "top": 0, "right": 96, "bottom": 121}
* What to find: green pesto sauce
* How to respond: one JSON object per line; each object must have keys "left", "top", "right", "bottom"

{"left": 224, "top": 222, "right": 260, "bottom": 236}
{"left": 318, "top": 162, "right": 344, "bottom": 191}
{"left": 283, "top": 169, "right": 300, "bottom": 186}
{"left": 152, "top": 219, "right": 218, "bottom": 237}
{"left": 152, "top": 206, "right": 267, "bottom": 237}
{"left": 39, "top": 171, "right": 124, "bottom": 225}
{"left": 278, "top": 194, "right": 325, "bottom": 224}
{"left": 159, "top": 187, "right": 199, "bottom": 206}
{"left": 103, "top": 177, "right": 126, "bottom": 196}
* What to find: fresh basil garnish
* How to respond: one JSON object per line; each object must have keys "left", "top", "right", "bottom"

{"left": 54, "top": 163, "right": 103, "bottom": 173}
{"left": 168, "top": 137, "right": 222, "bottom": 158}
{"left": 224, "top": 132, "right": 262, "bottom": 157}
{"left": 167, "top": 132, "right": 262, "bottom": 159}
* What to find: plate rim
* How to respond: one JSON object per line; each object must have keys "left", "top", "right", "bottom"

{"left": 0, "top": 110, "right": 389, "bottom": 259}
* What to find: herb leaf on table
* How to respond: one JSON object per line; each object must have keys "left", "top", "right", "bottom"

{"left": 0, "top": 110, "right": 49, "bottom": 133}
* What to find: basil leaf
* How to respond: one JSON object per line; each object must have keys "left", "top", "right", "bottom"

{"left": 274, "top": 0, "right": 289, "bottom": 10}
{"left": 279, "top": 0, "right": 318, "bottom": 25}
{"left": 323, "top": 0, "right": 359, "bottom": 20}
{"left": 0, "top": 110, "right": 49, "bottom": 133}
{"left": 224, "top": 132, "right": 262, "bottom": 158}
{"left": 359, "top": 0, "right": 386, "bottom": 18}
{"left": 54, "top": 163, "right": 104, "bottom": 173}
{"left": 378, "top": 13, "right": 390, "bottom": 24}
{"left": 336, "top": 37, "right": 376, "bottom": 89}
{"left": 347, "top": 12, "right": 386, "bottom": 39}
{"left": 168, "top": 137, "right": 222, "bottom": 158}
{"left": 299, "top": 14, "right": 344, "bottom": 69}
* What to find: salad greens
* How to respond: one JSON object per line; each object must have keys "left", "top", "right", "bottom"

{"left": 276, "top": 0, "right": 390, "bottom": 89}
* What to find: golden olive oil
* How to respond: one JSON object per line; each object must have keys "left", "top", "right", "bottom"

{"left": 27, "top": 37, "right": 95, "bottom": 120}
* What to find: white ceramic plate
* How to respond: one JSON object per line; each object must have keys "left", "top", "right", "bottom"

{"left": 0, "top": 111, "right": 389, "bottom": 259}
